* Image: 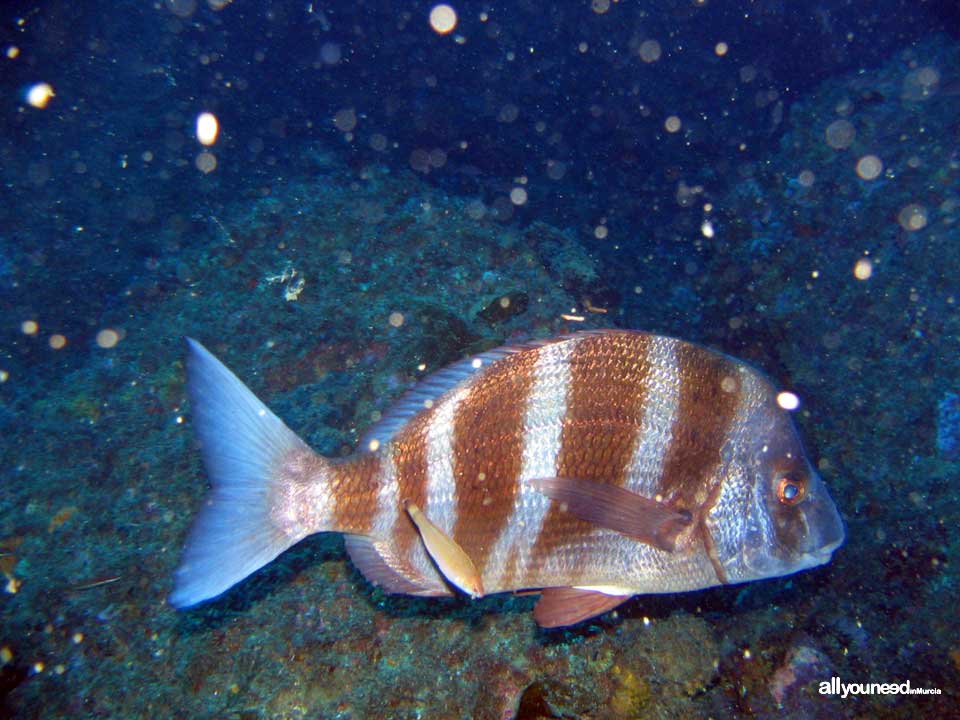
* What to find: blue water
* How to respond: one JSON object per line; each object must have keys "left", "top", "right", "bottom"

{"left": 1, "top": 1, "right": 957, "bottom": 717}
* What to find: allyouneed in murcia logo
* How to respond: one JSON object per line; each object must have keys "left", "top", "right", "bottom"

{"left": 819, "top": 677, "right": 942, "bottom": 698}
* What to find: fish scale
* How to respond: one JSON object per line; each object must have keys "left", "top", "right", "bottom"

{"left": 170, "top": 330, "right": 844, "bottom": 627}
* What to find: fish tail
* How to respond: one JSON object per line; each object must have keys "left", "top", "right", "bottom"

{"left": 169, "top": 338, "right": 326, "bottom": 609}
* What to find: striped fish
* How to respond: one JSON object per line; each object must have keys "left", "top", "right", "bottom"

{"left": 169, "top": 330, "right": 844, "bottom": 627}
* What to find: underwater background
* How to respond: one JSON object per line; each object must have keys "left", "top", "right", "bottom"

{"left": 1, "top": 1, "right": 959, "bottom": 718}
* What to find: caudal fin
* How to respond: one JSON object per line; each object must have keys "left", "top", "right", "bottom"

{"left": 169, "top": 338, "right": 318, "bottom": 609}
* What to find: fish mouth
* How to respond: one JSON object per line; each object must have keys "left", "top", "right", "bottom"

{"left": 796, "top": 527, "right": 845, "bottom": 570}
{"left": 799, "top": 487, "right": 846, "bottom": 561}
{"left": 804, "top": 541, "right": 842, "bottom": 566}
{"left": 746, "top": 504, "right": 845, "bottom": 578}
{"left": 817, "top": 534, "right": 844, "bottom": 558}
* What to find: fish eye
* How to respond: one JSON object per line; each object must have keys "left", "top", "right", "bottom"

{"left": 776, "top": 476, "right": 806, "bottom": 505}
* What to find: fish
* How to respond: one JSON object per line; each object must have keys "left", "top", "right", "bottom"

{"left": 169, "top": 329, "right": 844, "bottom": 627}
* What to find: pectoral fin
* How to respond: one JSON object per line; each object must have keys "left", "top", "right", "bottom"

{"left": 404, "top": 502, "right": 484, "bottom": 598}
{"left": 530, "top": 477, "right": 692, "bottom": 552}
{"left": 534, "top": 587, "right": 631, "bottom": 628}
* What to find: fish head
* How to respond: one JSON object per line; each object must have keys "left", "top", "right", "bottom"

{"left": 706, "top": 394, "right": 845, "bottom": 586}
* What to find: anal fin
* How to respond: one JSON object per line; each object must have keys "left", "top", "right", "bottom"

{"left": 344, "top": 535, "right": 452, "bottom": 597}
{"left": 533, "top": 587, "right": 632, "bottom": 628}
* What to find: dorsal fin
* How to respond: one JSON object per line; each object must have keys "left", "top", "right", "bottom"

{"left": 359, "top": 330, "right": 652, "bottom": 449}
{"left": 360, "top": 338, "right": 554, "bottom": 447}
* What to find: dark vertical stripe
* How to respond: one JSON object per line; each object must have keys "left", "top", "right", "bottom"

{"left": 390, "top": 410, "right": 433, "bottom": 567}
{"left": 556, "top": 332, "right": 652, "bottom": 485}
{"left": 330, "top": 453, "right": 381, "bottom": 534}
{"left": 531, "top": 332, "right": 653, "bottom": 571}
{"left": 450, "top": 347, "right": 538, "bottom": 575}
{"left": 658, "top": 339, "right": 742, "bottom": 510}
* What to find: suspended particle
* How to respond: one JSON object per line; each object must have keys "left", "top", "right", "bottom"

{"left": 776, "top": 391, "right": 800, "bottom": 411}
{"left": 96, "top": 329, "right": 121, "bottom": 348}
{"left": 429, "top": 4, "right": 457, "bottom": 34}
{"left": 195, "top": 152, "right": 217, "bottom": 174}
{"left": 320, "top": 42, "right": 341, "bottom": 65}
{"left": 855, "top": 155, "right": 883, "bottom": 180}
{"left": 26, "top": 82, "right": 55, "bottom": 108}
{"left": 897, "top": 204, "right": 927, "bottom": 231}
{"left": 195, "top": 112, "right": 219, "bottom": 146}
{"left": 429, "top": 148, "right": 447, "bottom": 169}
{"left": 853, "top": 258, "right": 873, "bottom": 280}
{"left": 546, "top": 160, "right": 566, "bottom": 180}
{"left": 333, "top": 108, "right": 357, "bottom": 133}
{"left": 824, "top": 119, "right": 855, "bottom": 149}
{"left": 638, "top": 39, "right": 661, "bottom": 63}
